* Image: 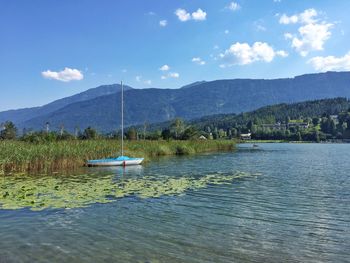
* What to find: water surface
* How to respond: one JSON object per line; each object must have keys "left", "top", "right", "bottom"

{"left": 0, "top": 143, "right": 349, "bottom": 262}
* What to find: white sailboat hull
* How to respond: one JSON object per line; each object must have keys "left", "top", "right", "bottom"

{"left": 87, "top": 157, "right": 144, "bottom": 166}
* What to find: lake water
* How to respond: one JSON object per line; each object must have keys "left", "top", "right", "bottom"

{"left": 0, "top": 143, "right": 349, "bottom": 263}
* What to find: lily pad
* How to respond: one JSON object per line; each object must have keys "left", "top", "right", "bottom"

{"left": 0, "top": 172, "right": 258, "bottom": 211}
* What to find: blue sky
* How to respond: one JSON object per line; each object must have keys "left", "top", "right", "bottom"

{"left": 0, "top": 0, "right": 350, "bottom": 111}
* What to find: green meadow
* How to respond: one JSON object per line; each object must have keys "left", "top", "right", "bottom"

{"left": 0, "top": 140, "right": 235, "bottom": 174}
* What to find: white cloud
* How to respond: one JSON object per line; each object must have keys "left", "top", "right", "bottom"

{"left": 213, "top": 45, "right": 219, "bottom": 50}
{"left": 308, "top": 52, "right": 350, "bottom": 71}
{"left": 168, "top": 72, "right": 179, "bottom": 78}
{"left": 161, "top": 72, "right": 180, "bottom": 79}
{"left": 284, "top": 32, "right": 293, "bottom": 39}
{"left": 292, "top": 23, "right": 333, "bottom": 56}
{"left": 192, "top": 8, "right": 207, "bottom": 21}
{"left": 175, "top": 8, "right": 191, "bottom": 22}
{"left": 256, "top": 25, "right": 266, "bottom": 31}
{"left": 279, "top": 8, "right": 317, "bottom": 25}
{"left": 136, "top": 76, "right": 152, "bottom": 85}
{"left": 159, "top": 64, "right": 170, "bottom": 71}
{"left": 276, "top": 50, "right": 289, "bottom": 57}
{"left": 227, "top": 2, "right": 240, "bottom": 11}
{"left": 279, "top": 14, "right": 299, "bottom": 25}
{"left": 254, "top": 20, "right": 267, "bottom": 31}
{"left": 192, "top": 57, "right": 206, "bottom": 65}
{"left": 159, "top": 20, "right": 167, "bottom": 27}
{"left": 224, "top": 29, "right": 229, "bottom": 34}
{"left": 175, "top": 8, "right": 207, "bottom": 22}
{"left": 299, "top": 8, "right": 318, "bottom": 24}
{"left": 41, "top": 67, "right": 83, "bottom": 82}
{"left": 219, "top": 42, "right": 287, "bottom": 66}
{"left": 279, "top": 9, "right": 333, "bottom": 56}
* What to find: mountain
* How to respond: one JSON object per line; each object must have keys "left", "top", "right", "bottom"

{"left": 134, "top": 97, "right": 350, "bottom": 132}
{"left": 2, "top": 71, "right": 350, "bottom": 132}
{"left": 0, "top": 84, "right": 131, "bottom": 124}
{"left": 180, "top": 81, "right": 206, "bottom": 89}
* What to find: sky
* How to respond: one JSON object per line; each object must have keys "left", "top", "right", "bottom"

{"left": 1, "top": 0, "right": 350, "bottom": 111}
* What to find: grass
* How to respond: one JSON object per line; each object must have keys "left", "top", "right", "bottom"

{"left": 0, "top": 139, "right": 235, "bottom": 174}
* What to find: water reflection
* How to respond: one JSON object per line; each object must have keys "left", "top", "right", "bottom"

{"left": 88, "top": 165, "right": 145, "bottom": 177}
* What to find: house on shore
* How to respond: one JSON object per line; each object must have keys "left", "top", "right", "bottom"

{"left": 240, "top": 133, "right": 251, "bottom": 140}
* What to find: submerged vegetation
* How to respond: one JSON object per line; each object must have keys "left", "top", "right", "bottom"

{"left": 0, "top": 171, "right": 258, "bottom": 211}
{"left": 0, "top": 140, "right": 235, "bottom": 174}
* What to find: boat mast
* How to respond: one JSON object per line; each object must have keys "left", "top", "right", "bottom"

{"left": 121, "top": 81, "right": 124, "bottom": 156}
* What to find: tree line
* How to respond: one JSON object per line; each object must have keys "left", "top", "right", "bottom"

{"left": 2, "top": 97, "right": 350, "bottom": 143}
{"left": 0, "top": 118, "right": 205, "bottom": 143}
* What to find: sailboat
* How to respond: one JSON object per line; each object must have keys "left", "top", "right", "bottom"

{"left": 87, "top": 81, "right": 144, "bottom": 166}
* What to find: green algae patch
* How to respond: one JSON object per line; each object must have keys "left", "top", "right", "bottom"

{"left": 0, "top": 172, "right": 258, "bottom": 211}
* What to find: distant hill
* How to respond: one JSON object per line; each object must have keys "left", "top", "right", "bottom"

{"left": 1, "top": 71, "right": 350, "bottom": 132}
{"left": 0, "top": 84, "right": 131, "bottom": 125}
{"left": 137, "top": 97, "right": 350, "bottom": 132}
{"left": 190, "top": 97, "right": 350, "bottom": 130}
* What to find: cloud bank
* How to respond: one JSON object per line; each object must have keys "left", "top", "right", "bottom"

{"left": 309, "top": 52, "right": 350, "bottom": 71}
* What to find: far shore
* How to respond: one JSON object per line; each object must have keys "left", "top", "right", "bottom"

{"left": 240, "top": 139, "right": 350, "bottom": 144}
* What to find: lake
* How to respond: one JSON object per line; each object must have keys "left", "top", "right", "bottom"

{"left": 0, "top": 143, "right": 349, "bottom": 262}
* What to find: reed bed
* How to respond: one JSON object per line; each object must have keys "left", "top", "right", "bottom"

{"left": 0, "top": 140, "right": 235, "bottom": 174}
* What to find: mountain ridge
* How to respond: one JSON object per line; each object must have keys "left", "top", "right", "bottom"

{"left": 0, "top": 84, "right": 131, "bottom": 124}
{"left": 1, "top": 71, "right": 350, "bottom": 132}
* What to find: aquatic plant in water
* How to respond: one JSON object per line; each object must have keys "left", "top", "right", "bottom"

{"left": 0, "top": 172, "right": 258, "bottom": 211}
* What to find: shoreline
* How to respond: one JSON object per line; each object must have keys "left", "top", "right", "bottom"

{"left": 0, "top": 140, "right": 235, "bottom": 175}
{"left": 240, "top": 140, "right": 350, "bottom": 144}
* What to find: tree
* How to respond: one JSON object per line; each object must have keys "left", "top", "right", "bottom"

{"left": 0, "top": 121, "right": 17, "bottom": 140}
{"left": 147, "top": 130, "right": 162, "bottom": 140}
{"left": 182, "top": 126, "right": 199, "bottom": 140}
{"left": 170, "top": 118, "right": 185, "bottom": 139}
{"left": 231, "top": 128, "right": 238, "bottom": 138}
{"left": 297, "top": 132, "right": 302, "bottom": 141}
{"left": 285, "top": 116, "right": 290, "bottom": 124}
{"left": 320, "top": 117, "right": 336, "bottom": 135}
{"left": 126, "top": 128, "right": 137, "bottom": 140}
{"left": 218, "top": 129, "right": 226, "bottom": 138}
{"left": 161, "top": 128, "right": 171, "bottom": 140}
{"left": 143, "top": 122, "right": 149, "bottom": 140}
{"left": 247, "top": 120, "right": 253, "bottom": 131}
{"left": 314, "top": 131, "right": 320, "bottom": 143}
{"left": 312, "top": 117, "right": 319, "bottom": 126}
{"left": 82, "top": 127, "right": 98, "bottom": 139}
